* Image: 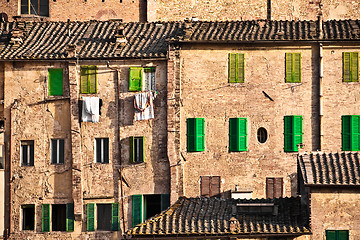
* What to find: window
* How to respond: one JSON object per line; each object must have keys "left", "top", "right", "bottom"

{"left": 21, "top": 140, "right": 34, "bottom": 166}
{"left": 266, "top": 177, "right": 283, "bottom": 198}
{"left": 285, "top": 53, "right": 301, "bottom": 83}
{"left": 132, "top": 194, "right": 170, "bottom": 227}
{"left": 86, "top": 203, "right": 119, "bottom": 231}
{"left": 41, "top": 203, "right": 74, "bottom": 232}
{"left": 130, "top": 136, "right": 145, "bottom": 163}
{"left": 129, "top": 67, "right": 156, "bottom": 91}
{"left": 0, "top": 144, "right": 4, "bottom": 169}
{"left": 257, "top": 127, "right": 268, "bottom": 143}
{"left": 48, "top": 69, "right": 63, "bottom": 96}
{"left": 343, "top": 52, "right": 359, "bottom": 82}
{"left": 187, "top": 118, "right": 205, "bottom": 152}
{"left": 81, "top": 66, "right": 97, "bottom": 94}
{"left": 21, "top": 0, "right": 49, "bottom": 16}
{"left": 22, "top": 205, "right": 35, "bottom": 230}
{"left": 200, "top": 176, "right": 221, "bottom": 197}
{"left": 229, "top": 118, "right": 247, "bottom": 151}
{"left": 228, "top": 53, "right": 245, "bottom": 83}
{"left": 95, "top": 138, "right": 109, "bottom": 163}
{"left": 284, "top": 115, "right": 303, "bottom": 152}
{"left": 326, "top": 230, "right": 349, "bottom": 240}
{"left": 342, "top": 115, "right": 360, "bottom": 151}
{"left": 51, "top": 139, "right": 64, "bottom": 164}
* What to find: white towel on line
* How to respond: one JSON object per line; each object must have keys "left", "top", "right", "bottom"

{"left": 82, "top": 97, "right": 99, "bottom": 123}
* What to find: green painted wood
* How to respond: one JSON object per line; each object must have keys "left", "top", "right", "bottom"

{"left": 337, "top": 230, "right": 349, "bottom": 240}
{"left": 132, "top": 195, "right": 143, "bottom": 227}
{"left": 81, "top": 66, "right": 90, "bottom": 93}
{"left": 343, "top": 52, "right": 351, "bottom": 82}
{"left": 111, "top": 203, "right": 119, "bottom": 231}
{"left": 229, "top": 118, "right": 247, "bottom": 151}
{"left": 342, "top": 116, "right": 352, "bottom": 151}
{"left": 129, "top": 67, "right": 143, "bottom": 91}
{"left": 284, "top": 116, "right": 303, "bottom": 152}
{"left": 66, "top": 203, "right": 74, "bottom": 232}
{"left": 87, "top": 203, "right": 95, "bottom": 231}
{"left": 88, "top": 66, "right": 97, "bottom": 93}
{"left": 285, "top": 53, "right": 293, "bottom": 82}
{"left": 293, "top": 53, "right": 301, "bottom": 82}
{"left": 351, "top": 52, "right": 359, "bottom": 82}
{"left": 42, "top": 204, "right": 50, "bottom": 232}
{"left": 48, "top": 68, "right": 63, "bottom": 96}
{"left": 238, "top": 53, "right": 245, "bottom": 83}
{"left": 228, "top": 53, "right": 237, "bottom": 83}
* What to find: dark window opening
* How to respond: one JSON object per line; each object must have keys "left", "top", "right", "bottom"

{"left": 97, "top": 204, "right": 112, "bottom": 231}
{"left": 257, "top": 127, "right": 268, "bottom": 143}
{"left": 21, "top": 140, "right": 34, "bottom": 166}
{"left": 52, "top": 204, "right": 66, "bottom": 231}
{"left": 22, "top": 205, "right": 35, "bottom": 230}
{"left": 0, "top": 144, "right": 3, "bottom": 169}
{"left": 51, "top": 139, "right": 64, "bottom": 164}
{"left": 130, "top": 136, "right": 145, "bottom": 163}
{"left": 21, "top": 0, "right": 49, "bottom": 16}
{"left": 95, "top": 138, "right": 109, "bottom": 163}
{"left": 237, "top": 203, "right": 276, "bottom": 215}
{"left": 144, "top": 195, "right": 161, "bottom": 220}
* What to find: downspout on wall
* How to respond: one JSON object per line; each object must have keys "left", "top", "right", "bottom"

{"left": 318, "top": 17, "right": 324, "bottom": 151}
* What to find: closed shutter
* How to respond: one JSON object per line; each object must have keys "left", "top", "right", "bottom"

{"left": 87, "top": 203, "right": 95, "bottom": 231}
{"left": 129, "top": 67, "right": 143, "bottom": 91}
{"left": 273, "top": 178, "right": 283, "bottom": 198}
{"left": 81, "top": 66, "right": 89, "bottom": 93}
{"left": 352, "top": 116, "right": 360, "bottom": 151}
{"left": 229, "top": 118, "right": 247, "bottom": 151}
{"left": 337, "top": 230, "right": 349, "bottom": 240}
{"left": 326, "top": 230, "right": 336, "bottom": 240}
{"left": 342, "top": 115, "right": 360, "bottom": 151}
{"left": 342, "top": 116, "right": 352, "bottom": 151}
{"left": 285, "top": 53, "right": 301, "bottom": 83}
{"left": 343, "top": 52, "right": 351, "bottom": 82}
{"left": 42, "top": 204, "right": 50, "bottom": 232}
{"left": 48, "top": 69, "right": 63, "bottom": 96}
{"left": 88, "top": 66, "right": 97, "bottom": 94}
{"left": 228, "top": 53, "right": 237, "bottom": 83}
{"left": 238, "top": 53, "right": 245, "bottom": 83}
{"left": 293, "top": 53, "right": 301, "bottom": 82}
{"left": 132, "top": 195, "right": 143, "bottom": 227}
{"left": 66, "top": 203, "right": 74, "bottom": 232}
{"left": 284, "top": 116, "right": 303, "bottom": 152}
{"left": 351, "top": 52, "right": 359, "bottom": 82}
{"left": 285, "top": 53, "right": 293, "bottom": 82}
{"left": 111, "top": 203, "right": 119, "bottom": 231}
{"left": 187, "top": 118, "right": 205, "bottom": 152}
{"left": 160, "top": 194, "right": 170, "bottom": 211}
{"left": 210, "top": 176, "right": 221, "bottom": 197}
{"left": 266, "top": 178, "right": 274, "bottom": 199}
{"left": 293, "top": 116, "right": 303, "bottom": 151}
{"left": 200, "top": 176, "right": 210, "bottom": 197}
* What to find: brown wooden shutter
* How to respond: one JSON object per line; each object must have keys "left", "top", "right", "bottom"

{"left": 210, "top": 176, "right": 221, "bottom": 196}
{"left": 274, "top": 178, "right": 283, "bottom": 198}
{"left": 266, "top": 178, "right": 274, "bottom": 198}
{"left": 200, "top": 176, "right": 210, "bottom": 197}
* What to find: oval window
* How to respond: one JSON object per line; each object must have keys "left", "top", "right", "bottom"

{"left": 257, "top": 127, "right": 268, "bottom": 143}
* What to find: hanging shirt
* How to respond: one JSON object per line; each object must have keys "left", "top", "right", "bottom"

{"left": 134, "top": 92, "right": 155, "bottom": 121}
{"left": 82, "top": 97, "right": 99, "bottom": 123}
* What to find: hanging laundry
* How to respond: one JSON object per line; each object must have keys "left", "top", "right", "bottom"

{"left": 134, "top": 92, "right": 155, "bottom": 121}
{"left": 82, "top": 97, "right": 100, "bottom": 123}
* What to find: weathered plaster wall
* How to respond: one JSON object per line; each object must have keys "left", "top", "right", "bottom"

{"left": 321, "top": 45, "right": 360, "bottom": 152}
{"left": 310, "top": 188, "right": 360, "bottom": 239}
{"left": 178, "top": 44, "right": 317, "bottom": 198}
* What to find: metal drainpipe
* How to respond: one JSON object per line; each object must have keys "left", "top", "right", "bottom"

{"left": 319, "top": 43, "right": 323, "bottom": 151}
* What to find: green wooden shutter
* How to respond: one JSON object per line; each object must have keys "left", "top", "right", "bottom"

{"left": 229, "top": 118, "right": 247, "bottom": 151}
{"left": 326, "top": 230, "right": 336, "bottom": 240}
{"left": 66, "top": 203, "right": 74, "bottom": 232}
{"left": 285, "top": 53, "right": 293, "bottom": 82}
{"left": 87, "top": 203, "right": 95, "bottom": 231}
{"left": 284, "top": 116, "right": 303, "bottom": 152}
{"left": 88, "top": 66, "right": 97, "bottom": 93}
{"left": 343, "top": 52, "right": 351, "bottom": 82}
{"left": 129, "top": 67, "right": 143, "bottom": 91}
{"left": 81, "top": 66, "right": 89, "bottom": 93}
{"left": 48, "top": 68, "right": 63, "bottom": 96}
{"left": 228, "top": 53, "right": 237, "bottom": 83}
{"left": 187, "top": 118, "right": 205, "bottom": 152}
{"left": 160, "top": 194, "right": 170, "bottom": 211}
{"left": 337, "top": 230, "right": 349, "bottom": 240}
{"left": 293, "top": 53, "right": 301, "bottom": 83}
{"left": 351, "top": 52, "right": 359, "bottom": 82}
{"left": 111, "top": 203, "right": 119, "bottom": 231}
{"left": 342, "top": 116, "right": 352, "bottom": 151}
{"left": 352, "top": 116, "right": 360, "bottom": 151}
{"left": 196, "top": 118, "right": 205, "bottom": 151}
{"left": 42, "top": 204, "right": 50, "bottom": 232}
{"left": 130, "top": 136, "right": 135, "bottom": 163}
{"left": 187, "top": 118, "right": 196, "bottom": 151}
{"left": 132, "top": 195, "right": 143, "bottom": 227}
{"left": 238, "top": 53, "right": 245, "bottom": 83}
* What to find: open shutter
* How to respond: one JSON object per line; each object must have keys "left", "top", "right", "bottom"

{"left": 129, "top": 67, "right": 143, "bottom": 91}
{"left": 273, "top": 178, "right": 283, "bottom": 198}
{"left": 87, "top": 203, "right": 95, "bottom": 231}
{"left": 293, "top": 116, "right": 303, "bottom": 151}
{"left": 161, "top": 194, "right": 170, "bottom": 211}
{"left": 293, "top": 53, "right": 301, "bottom": 83}
{"left": 132, "top": 195, "right": 143, "bottom": 227}
{"left": 200, "top": 176, "right": 210, "bottom": 197}
{"left": 81, "top": 66, "right": 89, "bottom": 93}
{"left": 266, "top": 178, "right": 274, "bottom": 198}
{"left": 228, "top": 53, "right": 237, "bottom": 83}
{"left": 238, "top": 53, "right": 245, "bottom": 82}
{"left": 111, "top": 203, "right": 119, "bottom": 231}
{"left": 239, "top": 118, "right": 247, "bottom": 151}
{"left": 342, "top": 116, "right": 352, "bottom": 151}
{"left": 210, "top": 176, "right": 221, "bottom": 197}
{"left": 285, "top": 53, "right": 293, "bottom": 82}
{"left": 42, "top": 204, "right": 50, "bottom": 232}
{"left": 351, "top": 116, "right": 360, "bottom": 151}
{"left": 66, "top": 203, "right": 74, "bottom": 232}
{"left": 88, "top": 66, "right": 97, "bottom": 93}
{"left": 48, "top": 69, "right": 63, "bottom": 96}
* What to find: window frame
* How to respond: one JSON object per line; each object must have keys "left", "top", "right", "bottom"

{"left": 81, "top": 65, "right": 98, "bottom": 94}
{"left": 229, "top": 118, "right": 247, "bottom": 152}
{"left": 342, "top": 115, "right": 360, "bottom": 151}
{"left": 285, "top": 53, "right": 301, "bottom": 83}
{"left": 266, "top": 177, "right": 283, "bottom": 199}
{"left": 129, "top": 67, "right": 156, "bottom": 92}
{"left": 86, "top": 203, "right": 119, "bottom": 231}
{"left": 41, "top": 203, "right": 74, "bottom": 232}
{"left": 200, "top": 176, "right": 221, "bottom": 197}
{"left": 284, "top": 115, "right": 303, "bottom": 152}
{"left": 187, "top": 118, "right": 205, "bottom": 152}
{"left": 51, "top": 139, "right": 65, "bottom": 164}
{"left": 130, "top": 136, "right": 145, "bottom": 163}
{"left": 22, "top": 204, "right": 35, "bottom": 231}
{"left": 228, "top": 53, "right": 245, "bottom": 83}
{"left": 48, "top": 68, "right": 64, "bottom": 96}
{"left": 94, "top": 138, "right": 109, "bottom": 164}
{"left": 21, "top": 140, "right": 34, "bottom": 166}
{"left": 343, "top": 52, "right": 359, "bottom": 82}
{"left": 326, "top": 230, "right": 349, "bottom": 240}
{"left": 20, "top": 0, "right": 49, "bottom": 16}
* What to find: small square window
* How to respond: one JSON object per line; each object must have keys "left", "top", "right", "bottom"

{"left": 22, "top": 204, "right": 35, "bottom": 230}
{"left": 21, "top": 140, "right": 34, "bottom": 166}
{"left": 51, "top": 139, "right": 65, "bottom": 164}
{"left": 95, "top": 138, "right": 109, "bottom": 163}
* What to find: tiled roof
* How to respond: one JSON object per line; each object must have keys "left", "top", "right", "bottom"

{"left": 1, "top": 20, "right": 360, "bottom": 60}
{"left": 126, "top": 197, "right": 310, "bottom": 238}
{"left": 298, "top": 152, "right": 360, "bottom": 186}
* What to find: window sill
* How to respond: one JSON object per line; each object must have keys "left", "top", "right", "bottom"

{"left": 16, "top": 14, "right": 49, "bottom": 18}
{"left": 45, "top": 96, "right": 70, "bottom": 102}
